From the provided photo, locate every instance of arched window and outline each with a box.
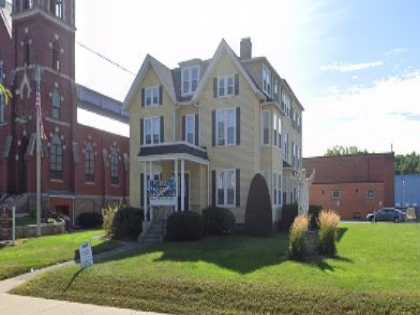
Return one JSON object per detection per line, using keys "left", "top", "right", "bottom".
{"left": 110, "top": 151, "right": 119, "bottom": 185}
{"left": 24, "top": 41, "right": 31, "bottom": 66}
{"left": 50, "top": 135, "right": 63, "bottom": 179}
{"left": 84, "top": 144, "right": 95, "bottom": 182}
{"left": 23, "top": 0, "right": 33, "bottom": 9}
{"left": 51, "top": 88, "right": 61, "bottom": 119}
{"left": 52, "top": 41, "right": 60, "bottom": 72}
{"left": 50, "top": 0, "right": 63, "bottom": 19}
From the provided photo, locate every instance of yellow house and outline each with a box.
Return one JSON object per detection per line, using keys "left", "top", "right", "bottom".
{"left": 123, "top": 38, "right": 303, "bottom": 232}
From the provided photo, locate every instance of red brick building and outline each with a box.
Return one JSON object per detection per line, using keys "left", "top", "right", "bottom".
{"left": 0, "top": 1, "right": 128, "bottom": 221}
{"left": 303, "top": 153, "right": 395, "bottom": 219}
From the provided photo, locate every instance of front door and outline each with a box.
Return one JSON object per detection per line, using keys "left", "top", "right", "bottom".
{"left": 178, "top": 173, "right": 190, "bottom": 211}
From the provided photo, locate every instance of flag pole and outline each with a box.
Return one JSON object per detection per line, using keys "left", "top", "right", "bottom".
{"left": 35, "top": 66, "right": 42, "bottom": 237}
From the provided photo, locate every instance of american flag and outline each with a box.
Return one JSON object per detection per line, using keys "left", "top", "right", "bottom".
{"left": 35, "top": 85, "right": 46, "bottom": 140}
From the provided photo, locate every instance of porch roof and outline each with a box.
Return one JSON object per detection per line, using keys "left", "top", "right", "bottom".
{"left": 138, "top": 142, "right": 209, "bottom": 164}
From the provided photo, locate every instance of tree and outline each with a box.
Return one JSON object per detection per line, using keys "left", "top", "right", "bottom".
{"left": 0, "top": 83, "right": 13, "bottom": 105}
{"left": 325, "top": 145, "right": 369, "bottom": 157}
{"left": 395, "top": 152, "right": 420, "bottom": 175}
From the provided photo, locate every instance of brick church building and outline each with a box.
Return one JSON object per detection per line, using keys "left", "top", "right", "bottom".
{"left": 0, "top": 0, "right": 129, "bottom": 221}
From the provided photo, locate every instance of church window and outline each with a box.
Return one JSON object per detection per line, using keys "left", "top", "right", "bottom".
{"left": 50, "top": 134, "right": 64, "bottom": 179}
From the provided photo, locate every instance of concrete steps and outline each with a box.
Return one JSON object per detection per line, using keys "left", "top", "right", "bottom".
{"left": 138, "top": 220, "right": 166, "bottom": 245}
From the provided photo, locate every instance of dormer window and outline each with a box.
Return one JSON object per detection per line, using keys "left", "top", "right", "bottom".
{"left": 181, "top": 66, "right": 200, "bottom": 96}
{"left": 262, "top": 65, "right": 272, "bottom": 96}
{"left": 144, "top": 86, "right": 160, "bottom": 107}
{"left": 218, "top": 75, "right": 234, "bottom": 97}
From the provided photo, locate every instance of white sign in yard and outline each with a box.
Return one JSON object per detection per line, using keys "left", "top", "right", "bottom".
{"left": 79, "top": 242, "right": 94, "bottom": 268}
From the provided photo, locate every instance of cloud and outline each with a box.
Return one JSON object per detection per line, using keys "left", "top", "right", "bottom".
{"left": 320, "top": 61, "right": 384, "bottom": 72}
{"left": 385, "top": 48, "right": 408, "bottom": 57}
{"left": 304, "top": 70, "right": 420, "bottom": 157}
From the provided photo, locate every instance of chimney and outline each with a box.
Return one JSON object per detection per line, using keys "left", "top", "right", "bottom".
{"left": 240, "top": 37, "right": 252, "bottom": 60}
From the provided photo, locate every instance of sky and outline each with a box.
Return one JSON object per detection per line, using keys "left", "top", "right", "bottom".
{"left": 75, "top": 0, "right": 420, "bottom": 157}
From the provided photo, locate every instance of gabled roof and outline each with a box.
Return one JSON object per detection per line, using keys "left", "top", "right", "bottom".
{"left": 0, "top": 1, "right": 12, "bottom": 38}
{"left": 123, "top": 39, "right": 265, "bottom": 111}
{"left": 124, "top": 54, "right": 177, "bottom": 110}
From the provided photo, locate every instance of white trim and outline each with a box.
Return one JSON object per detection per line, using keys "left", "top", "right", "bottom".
{"left": 217, "top": 74, "right": 235, "bottom": 98}
{"left": 215, "top": 107, "right": 237, "bottom": 147}
{"left": 181, "top": 65, "right": 200, "bottom": 97}
{"left": 12, "top": 9, "right": 76, "bottom": 32}
{"left": 144, "top": 85, "right": 160, "bottom": 107}
{"left": 140, "top": 141, "right": 206, "bottom": 152}
{"left": 143, "top": 116, "right": 161, "bottom": 145}
{"left": 262, "top": 64, "right": 272, "bottom": 97}
{"left": 216, "top": 169, "right": 236, "bottom": 208}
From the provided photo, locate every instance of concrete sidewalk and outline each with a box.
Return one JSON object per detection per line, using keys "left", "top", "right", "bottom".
{"left": 0, "top": 242, "right": 166, "bottom": 315}
{"left": 0, "top": 293, "right": 163, "bottom": 315}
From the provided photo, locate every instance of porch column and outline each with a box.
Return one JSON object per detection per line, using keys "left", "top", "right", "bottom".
{"left": 143, "top": 162, "right": 148, "bottom": 221}
{"left": 174, "top": 159, "right": 179, "bottom": 212}
{"left": 181, "top": 159, "right": 185, "bottom": 212}
{"left": 149, "top": 161, "right": 153, "bottom": 222}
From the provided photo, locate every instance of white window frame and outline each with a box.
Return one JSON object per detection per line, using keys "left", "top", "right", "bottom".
{"left": 332, "top": 191, "right": 341, "bottom": 200}
{"left": 216, "top": 108, "right": 237, "bottom": 147}
{"left": 216, "top": 169, "right": 236, "bottom": 208}
{"left": 181, "top": 65, "right": 200, "bottom": 96}
{"left": 217, "top": 74, "right": 235, "bottom": 97}
{"left": 144, "top": 116, "right": 161, "bottom": 145}
{"left": 278, "top": 174, "right": 282, "bottom": 206}
{"left": 144, "top": 86, "right": 160, "bottom": 107}
{"left": 185, "top": 114, "right": 195, "bottom": 145}
{"left": 368, "top": 190, "right": 375, "bottom": 200}
{"left": 262, "top": 110, "right": 270, "bottom": 145}
{"left": 262, "top": 64, "right": 272, "bottom": 96}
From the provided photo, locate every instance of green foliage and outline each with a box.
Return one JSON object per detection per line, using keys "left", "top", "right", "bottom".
{"left": 288, "top": 215, "right": 309, "bottom": 260}
{"left": 166, "top": 211, "right": 204, "bottom": 241}
{"left": 102, "top": 206, "right": 144, "bottom": 240}
{"left": 279, "top": 203, "right": 299, "bottom": 231}
{"left": 245, "top": 174, "right": 273, "bottom": 236}
{"left": 202, "top": 207, "right": 236, "bottom": 235}
{"left": 395, "top": 152, "right": 420, "bottom": 175}
{"left": 318, "top": 210, "right": 340, "bottom": 257}
{"left": 77, "top": 212, "right": 103, "bottom": 229}
{"left": 308, "top": 205, "right": 323, "bottom": 230}
{"left": 325, "top": 145, "right": 369, "bottom": 156}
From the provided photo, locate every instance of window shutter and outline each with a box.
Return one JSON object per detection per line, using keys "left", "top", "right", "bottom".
{"left": 159, "top": 85, "right": 163, "bottom": 105}
{"left": 212, "top": 110, "right": 216, "bottom": 146}
{"left": 160, "top": 116, "right": 164, "bottom": 143}
{"left": 140, "top": 173, "right": 144, "bottom": 208}
{"left": 182, "top": 115, "right": 186, "bottom": 141}
{"left": 212, "top": 170, "right": 216, "bottom": 207}
{"left": 236, "top": 169, "right": 240, "bottom": 207}
{"left": 140, "top": 119, "right": 144, "bottom": 145}
{"left": 213, "top": 78, "right": 218, "bottom": 98}
{"left": 234, "top": 73, "right": 240, "bottom": 95}
{"left": 195, "top": 113, "right": 199, "bottom": 146}
{"left": 141, "top": 88, "right": 145, "bottom": 107}
{"left": 236, "top": 107, "right": 241, "bottom": 145}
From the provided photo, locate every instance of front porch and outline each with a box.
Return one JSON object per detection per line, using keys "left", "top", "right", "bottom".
{"left": 138, "top": 142, "right": 210, "bottom": 226}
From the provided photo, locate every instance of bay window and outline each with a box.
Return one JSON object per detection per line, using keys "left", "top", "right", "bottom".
{"left": 216, "top": 108, "right": 236, "bottom": 146}
{"left": 262, "top": 65, "right": 272, "bottom": 96}
{"left": 144, "top": 117, "right": 161, "bottom": 145}
{"left": 217, "top": 169, "right": 236, "bottom": 207}
{"left": 262, "top": 111, "right": 270, "bottom": 145}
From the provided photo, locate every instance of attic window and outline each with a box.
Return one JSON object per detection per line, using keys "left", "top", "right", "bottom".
{"left": 181, "top": 66, "right": 200, "bottom": 96}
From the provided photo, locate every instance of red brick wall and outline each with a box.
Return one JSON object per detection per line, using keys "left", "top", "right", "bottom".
{"left": 304, "top": 153, "right": 395, "bottom": 219}
{"left": 310, "top": 182, "right": 385, "bottom": 219}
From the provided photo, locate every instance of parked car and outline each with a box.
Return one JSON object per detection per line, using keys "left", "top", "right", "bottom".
{"left": 366, "top": 208, "right": 407, "bottom": 223}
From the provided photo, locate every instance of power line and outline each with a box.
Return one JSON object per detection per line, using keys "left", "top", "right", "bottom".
{"left": 76, "top": 41, "right": 136, "bottom": 76}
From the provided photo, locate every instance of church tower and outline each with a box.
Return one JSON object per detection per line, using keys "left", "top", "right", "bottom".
{"left": 10, "top": 0, "right": 76, "bottom": 195}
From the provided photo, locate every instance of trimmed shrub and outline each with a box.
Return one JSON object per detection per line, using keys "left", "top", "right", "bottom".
{"left": 102, "top": 206, "right": 144, "bottom": 240}
{"left": 279, "top": 203, "right": 299, "bottom": 231}
{"left": 318, "top": 210, "right": 341, "bottom": 257}
{"left": 113, "top": 207, "right": 144, "bottom": 241}
{"left": 77, "top": 212, "right": 103, "bottom": 229}
{"left": 288, "top": 215, "right": 309, "bottom": 260}
{"left": 166, "top": 211, "right": 204, "bottom": 241}
{"left": 308, "top": 205, "right": 323, "bottom": 230}
{"left": 245, "top": 174, "right": 273, "bottom": 237}
{"left": 202, "top": 207, "right": 236, "bottom": 235}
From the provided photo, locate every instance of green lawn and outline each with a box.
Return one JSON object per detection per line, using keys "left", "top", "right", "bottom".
{"left": 13, "top": 224, "right": 420, "bottom": 314}
{"left": 0, "top": 230, "right": 116, "bottom": 280}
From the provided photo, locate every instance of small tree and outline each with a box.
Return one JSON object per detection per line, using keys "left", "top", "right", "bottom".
{"left": 245, "top": 174, "right": 273, "bottom": 236}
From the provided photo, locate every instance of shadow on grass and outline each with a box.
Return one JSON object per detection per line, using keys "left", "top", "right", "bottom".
{"left": 64, "top": 268, "right": 85, "bottom": 292}
{"left": 336, "top": 227, "right": 348, "bottom": 242}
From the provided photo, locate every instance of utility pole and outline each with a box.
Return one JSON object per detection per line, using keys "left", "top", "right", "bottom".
{"left": 34, "top": 66, "right": 42, "bottom": 237}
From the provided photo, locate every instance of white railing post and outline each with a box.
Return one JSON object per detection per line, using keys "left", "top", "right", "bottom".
{"left": 175, "top": 159, "right": 179, "bottom": 212}
{"left": 181, "top": 159, "right": 185, "bottom": 212}
{"left": 149, "top": 161, "right": 153, "bottom": 222}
